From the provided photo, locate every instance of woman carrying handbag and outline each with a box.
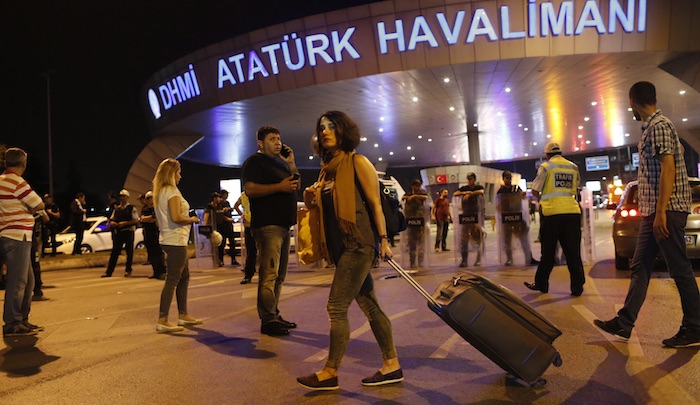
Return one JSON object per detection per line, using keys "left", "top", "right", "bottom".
{"left": 296, "top": 111, "right": 403, "bottom": 391}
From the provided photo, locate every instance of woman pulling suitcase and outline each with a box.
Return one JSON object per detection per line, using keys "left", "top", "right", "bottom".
{"left": 296, "top": 111, "right": 403, "bottom": 391}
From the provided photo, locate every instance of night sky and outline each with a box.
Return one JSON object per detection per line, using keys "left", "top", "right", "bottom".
{"left": 1, "top": 0, "right": 382, "bottom": 221}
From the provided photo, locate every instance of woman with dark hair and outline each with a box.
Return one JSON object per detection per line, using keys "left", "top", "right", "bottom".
{"left": 296, "top": 111, "right": 402, "bottom": 391}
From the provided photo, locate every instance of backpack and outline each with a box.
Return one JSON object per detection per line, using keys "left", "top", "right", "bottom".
{"left": 379, "top": 182, "right": 407, "bottom": 238}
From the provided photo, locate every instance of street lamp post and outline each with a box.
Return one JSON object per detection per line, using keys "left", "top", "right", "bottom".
{"left": 42, "top": 70, "right": 55, "bottom": 197}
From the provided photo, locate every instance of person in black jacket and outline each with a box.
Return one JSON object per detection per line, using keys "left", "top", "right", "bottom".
{"left": 42, "top": 194, "right": 61, "bottom": 257}
{"left": 70, "top": 193, "right": 87, "bottom": 255}
{"left": 141, "top": 191, "right": 166, "bottom": 279}
{"left": 101, "top": 189, "right": 139, "bottom": 277}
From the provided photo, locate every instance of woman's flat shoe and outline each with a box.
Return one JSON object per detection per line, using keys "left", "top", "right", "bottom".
{"left": 361, "top": 369, "right": 404, "bottom": 386}
{"left": 156, "top": 323, "right": 184, "bottom": 332}
{"left": 296, "top": 374, "right": 339, "bottom": 391}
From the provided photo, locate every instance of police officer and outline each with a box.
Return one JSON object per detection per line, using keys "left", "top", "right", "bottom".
{"left": 496, "top": 171, "right": 538, "bottom": 266}
{"left": 401, "top": 178, "right": 428, "bottom": 268}
{"left": 524, "top": 143, "right": 585, "bottom": 296}
{"left": 101, "top": 189, "right": 140, "bottom": 277}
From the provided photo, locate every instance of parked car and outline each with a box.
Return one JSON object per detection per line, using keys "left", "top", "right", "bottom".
{"left": 612, "top": 178, "right": 700, "bottom": 269}
{"left": 45, "top": 216, "right": 145, "bottom": 255}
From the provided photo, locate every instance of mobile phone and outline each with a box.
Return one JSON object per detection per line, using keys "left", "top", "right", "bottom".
{"left": 280, "top": 145, "right": 291, "bottom": 158}
{"left": 292, "top": 173, "right": 300, "bottom": 180}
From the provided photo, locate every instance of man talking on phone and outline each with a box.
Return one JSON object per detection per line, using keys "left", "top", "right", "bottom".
{"left": 241, "top": 126, "right": 300, "bottom": 336}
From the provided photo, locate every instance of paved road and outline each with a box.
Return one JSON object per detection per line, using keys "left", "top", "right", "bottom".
{"left": 1, "top": 215, "right": 699, "bottom": 404}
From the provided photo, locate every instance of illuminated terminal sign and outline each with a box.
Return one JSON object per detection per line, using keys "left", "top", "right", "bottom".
{"left": 147, "top": 0, "right": 649, "bottom": 119}
{"left": 585, "top": 155, "right": 611, "bottom": 171}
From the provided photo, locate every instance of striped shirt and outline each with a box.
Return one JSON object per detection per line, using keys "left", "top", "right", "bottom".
{"left": 637, "top": 110, "right": 691, "bottom": 216}
{"left": 0, "top": 169, "right": 43, "bottom": 241}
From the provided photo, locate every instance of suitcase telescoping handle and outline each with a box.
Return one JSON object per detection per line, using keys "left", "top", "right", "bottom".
{"left": 386, "top": 258, "right": 442, "bottom": 310}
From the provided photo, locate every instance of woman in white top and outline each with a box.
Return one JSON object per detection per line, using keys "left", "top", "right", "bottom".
{"left": 152, "top": 158, "right": 202, "bottom": 332}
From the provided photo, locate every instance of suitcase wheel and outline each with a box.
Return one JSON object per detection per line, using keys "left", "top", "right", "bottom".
{"left": 552, "top": 352, "right": 563, "bottom": 367}
{"left": 506, "top": 374, "right": 547, "bottom": 388}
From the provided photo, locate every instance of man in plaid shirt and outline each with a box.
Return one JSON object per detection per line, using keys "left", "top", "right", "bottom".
{"left": 595, "top": 81, "right": 700, "bottom": 348}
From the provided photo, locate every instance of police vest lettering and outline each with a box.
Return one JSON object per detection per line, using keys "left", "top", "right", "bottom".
{"left": 554, "top": 173, "right": 574, "bottom": 188}
{"left": 459, "top": 214, "right": 478, "bottom": 224}
{"left": 502, "top": 212, "right": 523, "bottom": 223}
{"left": 407, "top": 217, "right": 425, "bottom": 227}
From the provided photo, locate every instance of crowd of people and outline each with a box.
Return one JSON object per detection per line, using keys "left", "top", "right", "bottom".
{"left": 1, "top": 81, "right": 698, "bottom": 392}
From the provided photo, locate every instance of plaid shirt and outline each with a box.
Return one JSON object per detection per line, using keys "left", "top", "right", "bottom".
{"left": 637, "top": 110, "right": 690, "bottom": 216}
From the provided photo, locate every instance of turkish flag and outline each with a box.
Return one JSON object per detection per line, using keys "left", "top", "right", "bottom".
{"left": 436, "top": 174, "right": 447, "bottom": 184}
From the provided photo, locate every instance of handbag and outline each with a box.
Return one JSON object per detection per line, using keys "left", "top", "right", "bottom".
{"left": 297, "top": 207, "right": 323, "bottom": 265}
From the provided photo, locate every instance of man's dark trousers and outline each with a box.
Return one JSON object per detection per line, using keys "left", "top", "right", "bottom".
{"left": 105, "top": 230, "right": 135, "bottom": 275}
{"left": 534, "top": 213, "right": 585, "bottom": 293}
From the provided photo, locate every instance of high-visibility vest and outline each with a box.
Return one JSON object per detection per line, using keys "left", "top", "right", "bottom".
{"left": 539, "top": 155, "right": 581, "bottom": 216}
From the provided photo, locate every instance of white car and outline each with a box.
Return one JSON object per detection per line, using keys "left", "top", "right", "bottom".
{"left": 46, "top": 216, "right": 145, "bottom": 255}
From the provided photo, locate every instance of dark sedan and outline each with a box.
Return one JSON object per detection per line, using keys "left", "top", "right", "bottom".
{"left": 613, "top": 178, "right": 700, "bottom": 270}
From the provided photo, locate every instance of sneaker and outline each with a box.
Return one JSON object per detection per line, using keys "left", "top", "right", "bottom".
{"left": 231, "top": 260, "right": 240, "bottom": 266}
{"left": 24, "top": 321, "right": 45, "bottom": 332}
{"left": 361, "top": 369, "right": 404, "bottom": 386}
{"left": 261, "top": 321, "right": 289, "bottom": 336}
{"left": 474, "top": 260, "right": 481, "bottom": 266}
{"left": 32, "top": 294, "right": 49, "bottom": 301}
{"left": 434, "top": 248, "right": 440, "bottom": 253}
{"left": 240, "top": 277, "right": 252, "bottom": 284}
{"left": 124, "top": 272, "right": 132, "bottom": 277}
{"left": 594, "top": 317, "right": 631, "bottom": 341}
{"left": 504, "top": 260, "right": 513, "bottom": 266}
{"left": 3, "top": 323, "right": 38, "bottom": 337}
{"left": 297, "top": 373, "right": 339, "bottom": 391}
{"left": 662, "top": 327, "right": 700, "bottom": 348}
{"left": 101, "top": 273, "right": 111, "bottom": 278}
{"left": 442, "top": 248, "right": 450, "bottom": 252}
{"left": 530, "top": 258, "right": 541, "bottom": 266}
{"left": 458, "top": 261, "right": 467, "bottom": 268}
{"left": 177, "top": 316, "right": 203, "bottom": 326}
{"left": 156, "top": 322, "right": 184, "bottom": 333}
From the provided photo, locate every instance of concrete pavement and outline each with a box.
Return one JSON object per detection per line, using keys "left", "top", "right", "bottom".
{"left": 1, "top": 214, "right": 699, "bottom": 404}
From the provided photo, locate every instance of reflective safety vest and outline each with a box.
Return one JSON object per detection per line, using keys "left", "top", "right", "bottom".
{"left": 539, "top": 155, "right": 581, "bottom": 216}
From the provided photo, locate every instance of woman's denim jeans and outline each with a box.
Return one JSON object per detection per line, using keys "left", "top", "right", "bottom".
{"left": 326, "top": 244, "right": 397, "bottom": 369}
{"left": 159, "top": 245, "right": 190, "bottom": 319}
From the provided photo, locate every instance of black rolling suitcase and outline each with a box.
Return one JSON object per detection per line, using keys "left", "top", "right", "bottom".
{"left": 387, "top": 258, "right": 562, "bottom": 386}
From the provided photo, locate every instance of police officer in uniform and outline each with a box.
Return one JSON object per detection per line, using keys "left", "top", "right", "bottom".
{"left": 401, "top": 178, "right": 428, "bottom": 268}
{"left": 524, "top": 143, "right": 585, "bottom": 296}
{"left": 496, "top": 171, "right": 538, "bottom": 266}
{"left": 101, "top": 189, "right": 140, "bottom": 277}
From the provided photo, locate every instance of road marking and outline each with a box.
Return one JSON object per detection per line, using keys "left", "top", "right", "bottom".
{"left": 572, "top": 304, "right": 643, "bottom": 357}
{"left": 429, "top": 333, "right": 467, "bottom": 358}
{"left": 304, "top": 309, "right": 416, "bottom": 363}
{"left": 583, "top": 277, "right": 604, "bottom": 303}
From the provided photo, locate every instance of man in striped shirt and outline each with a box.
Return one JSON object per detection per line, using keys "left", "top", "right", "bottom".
{"left": 0, "top": 147, "right": 45, "bottom": 337}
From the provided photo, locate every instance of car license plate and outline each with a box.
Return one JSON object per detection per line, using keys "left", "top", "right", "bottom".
{"left": 685, "top": 235, "right": 696, "bottom": 246}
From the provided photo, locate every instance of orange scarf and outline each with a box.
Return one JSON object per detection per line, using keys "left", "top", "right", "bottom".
{"left": 315, "top": 151, "right": 362, "bottom": 258}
